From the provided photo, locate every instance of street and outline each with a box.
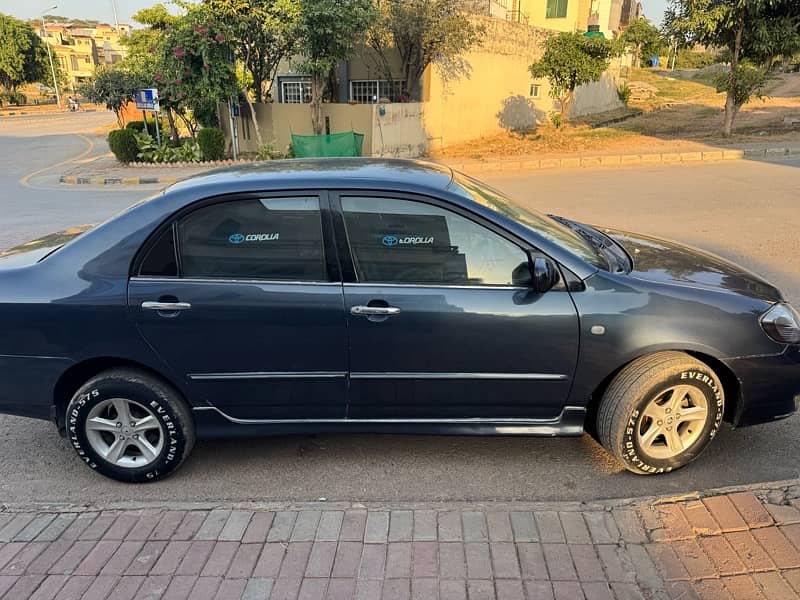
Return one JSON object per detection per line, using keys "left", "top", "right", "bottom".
{"left": 1, "top": 113, "right": 799, "bottom": 505}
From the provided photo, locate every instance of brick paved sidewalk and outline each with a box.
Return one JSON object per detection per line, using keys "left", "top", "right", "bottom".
{"left": 0, "top": 485, "right": 800, "bottom": 600}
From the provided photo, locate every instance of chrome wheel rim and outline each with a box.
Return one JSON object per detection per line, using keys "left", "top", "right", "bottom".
{"left": 85, "top": 399, "right": 164, "bottom": 468}
{"left": 636, "top": 385, "right": 709, "bottom": 460}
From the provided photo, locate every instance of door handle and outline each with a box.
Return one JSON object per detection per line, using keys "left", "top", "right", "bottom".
{"left": 351, "top": 305, "right": 401, "bottom": 316}
{"left": 142, "top": 301, "right": 192, "bottom": 311}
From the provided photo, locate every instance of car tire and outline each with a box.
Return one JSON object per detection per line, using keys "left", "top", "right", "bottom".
{"left": 66, "top": 368, "right": 195, "bottom": 483}
{"left": 597, "top": 352, "right": 724, "bottom": 475}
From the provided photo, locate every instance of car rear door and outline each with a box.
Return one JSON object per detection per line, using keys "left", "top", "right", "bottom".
{"left": 333, "top": 192, "right": 580, "bottom": 421}
{"left": 128, "top": 192, "right": 348, "bottom": 421}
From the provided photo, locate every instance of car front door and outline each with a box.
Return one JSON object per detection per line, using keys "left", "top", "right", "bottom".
{"left": 335, "top": 193, "right": 580, "bottom": 421}
{"left": 128, "top": 192, "right": 348, "bottom": 421}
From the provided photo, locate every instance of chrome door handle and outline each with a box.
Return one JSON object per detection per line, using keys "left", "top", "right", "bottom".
{"left": 142, "top": 301, "right": 192, "bottom": 311}
{"left": 351, "top": 305, "right": 401, "bottom": 316}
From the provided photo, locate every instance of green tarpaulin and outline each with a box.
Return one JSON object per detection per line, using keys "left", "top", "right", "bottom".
{"left": 291, "top": 131, "right": 365, "bottom": 158}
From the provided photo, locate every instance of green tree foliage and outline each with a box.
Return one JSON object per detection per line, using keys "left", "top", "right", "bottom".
{"left": 665, "top": 0, "right": 800, "bottom": 136}
{"left": 366, "top": 0, "right": 483, "bottom": 101}
{"left": 295, "top": 0, "right": 377, "bottom": 133}
{"left": 78, "top": 67, "right": 141, "bottom": 127}
{"left": 197, "top": 126, "right": 227, "bottom": 160}
{"left": 619, "top": 17, "right": 666, "bottom": 67}
{"left": 529, "top": 32, "right": 614, "bottom": 123}
{"left": 0, "top": 13, "right": 50, "bottom": 95}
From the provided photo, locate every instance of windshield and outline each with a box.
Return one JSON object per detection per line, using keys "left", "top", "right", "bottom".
{"left": 450, "top": 174, "right": 607, "bottom": 270}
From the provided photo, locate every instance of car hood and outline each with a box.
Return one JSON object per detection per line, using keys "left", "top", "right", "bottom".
{"left": 603, "top": 228, "right": 784, "bottom": 302}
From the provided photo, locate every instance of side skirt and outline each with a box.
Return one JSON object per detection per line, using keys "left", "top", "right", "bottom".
{"left": 191, "top": 406, "right": 587, "bottom": 439}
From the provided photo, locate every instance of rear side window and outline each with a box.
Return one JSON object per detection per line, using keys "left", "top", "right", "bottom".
{"left": 176, "top": 197, "right": 326, "bottom": 281}
{"left": 139, "top": 225, "right": 178, "bottom": 277}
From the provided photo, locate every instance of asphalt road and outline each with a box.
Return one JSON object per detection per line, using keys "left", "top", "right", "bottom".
{"left": 0, "top": 113, "right": 799, "bottom": 505}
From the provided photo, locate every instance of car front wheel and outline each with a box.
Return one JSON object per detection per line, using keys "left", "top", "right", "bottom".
{"left": 66, "top": 368, "right": 195, "bottom": 483}
{"left": 597, "top": 352, "right": 724, "bottom": 475}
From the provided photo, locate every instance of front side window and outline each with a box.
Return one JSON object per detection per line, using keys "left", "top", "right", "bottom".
{"left": 175, "top": 197, "right": 326, "bottom": 281}
{"left": 546, "top": 0, "right": 569, "bottom": 18}
{"left": 341, "top": 196, "right": 529, "bottom": 286}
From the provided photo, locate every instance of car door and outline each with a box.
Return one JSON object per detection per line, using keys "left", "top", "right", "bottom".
{"left": 128, "top": 192, "right": 348, "bottom": 421}
{"left": 334, "top": 192, "right": 580, "bottom": 421}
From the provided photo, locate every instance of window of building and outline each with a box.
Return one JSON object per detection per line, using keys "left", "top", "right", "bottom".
{"left": 341, "top": 196, "right": 528, "bottom": 286}
{"left": 280, "top": 79, "right": 312, "bottom": 103}
{"left": 546, "top": 0, "right": 569, "bottom": 18}
{"left": 70, "top": 56, "right": 79, "bottom": 70}
{"left": 349, "top": 80, "right": 406, "bottom": 104}
{"left": 176, "top": 197, "right": 327, "bottom": 281}
{"left": 529, "top": 84, "right": 541, "bottom": 98}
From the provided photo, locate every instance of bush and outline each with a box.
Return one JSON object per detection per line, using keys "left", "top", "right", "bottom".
{"left": 125, "top": 119, "right": 167, "bottom": 133}
{"left": 107, "top": 128, "right": 139, "bottom": 163}
{"left": 674, "top": 49, "right": 719, "bottom": 70}
{"left": 617, "top": 83, "right": 632, "bottom": 105}
{"left": 197, "top": 127, "right": 226, "bottom": 161}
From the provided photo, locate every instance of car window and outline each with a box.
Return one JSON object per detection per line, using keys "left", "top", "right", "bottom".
{"left": 139, "top": 226, "right": 178, "bottom": 277}
{"left": 176, "top": 196, "right": 327, "bottom": 281}
{"left": 341, "top": 196, "right": 528, "bottom": 286}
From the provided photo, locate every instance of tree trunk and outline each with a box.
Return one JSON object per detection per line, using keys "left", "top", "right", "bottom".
{"left": 165, "top": 109, "right": 180, "bottom": 145}
{"left": 243, "top": 93, "right": 264, "bottom": 147}
{"left": 310, "top": 72, "right": 325, "bottom": 135}
{"left": 723, "top": 16, "right": 745, "bottom": 137}
{"left": 723, "top": 93, "right": 736, "bottom": 137}
{"left": 560, "top": 90, "right": 575, "bottom": 123}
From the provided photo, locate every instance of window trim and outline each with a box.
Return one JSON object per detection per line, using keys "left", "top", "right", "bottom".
{"left": 130, "top": 190, "right": 341, "bottom": 284}
{"left": 330, "top": 190, "right": 539, "bottom": 288}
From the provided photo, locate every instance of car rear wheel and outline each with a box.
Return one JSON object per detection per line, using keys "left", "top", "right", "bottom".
{"left": 66, "top": 368, "right": 195, "bottom": 483}
{"left": 597, "top": 352, "right": 724, "bottom": 475}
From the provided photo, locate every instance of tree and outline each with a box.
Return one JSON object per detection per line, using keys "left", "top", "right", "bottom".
{"left": 0, "top": 13, "right": 50, "bottom": 96}
{"left": 529, "top": 32, "right": 614, "bottom": 123}
{"left": 619, "top": 17, "right": 666, "bottom": 67}
{"left": 78, "top": 66, "right": 141, "bottom": 127}
{"left": 665, "top": 0, "right": 800, "bottom": 136}
{"left": 366, "top": 0, "right": 483, "bottom": 101}
{"left": 295, "top": 0, "right": 377, "bottom": 134}
{"left": 201, "top": 0, "right": 301, "bottom": 145}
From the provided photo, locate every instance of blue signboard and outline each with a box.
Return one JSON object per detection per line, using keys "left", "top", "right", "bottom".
{"left": 135, "top": 88, "right": 159, "bottom": 111}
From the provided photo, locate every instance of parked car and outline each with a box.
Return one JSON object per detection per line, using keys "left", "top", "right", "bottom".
{"left": 1, "top": 159, "right": 798, "bottom": 482}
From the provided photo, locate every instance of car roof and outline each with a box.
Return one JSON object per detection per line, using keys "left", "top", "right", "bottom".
{"left": 166, "top": 158, "right": 456, "bottom": 196}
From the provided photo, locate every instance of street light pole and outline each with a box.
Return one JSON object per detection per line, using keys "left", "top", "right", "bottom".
{"left": 111, "top": 0, "right": 120, "bottom": 32}
{"left": 42, "top": 6, "right": 61, "bottom": 109}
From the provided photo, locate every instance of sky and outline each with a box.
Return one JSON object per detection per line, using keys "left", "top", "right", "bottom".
{"left": 0, "top": 0, "right": 670, "bottom": 27}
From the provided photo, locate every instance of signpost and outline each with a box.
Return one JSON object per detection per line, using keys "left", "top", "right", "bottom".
{"left": 135, "top": 88, "right": 161, "bottom": 146}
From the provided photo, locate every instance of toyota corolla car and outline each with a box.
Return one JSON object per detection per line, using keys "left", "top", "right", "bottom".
{"left": 1, "top": 159, "right": 798, "bottom": 482}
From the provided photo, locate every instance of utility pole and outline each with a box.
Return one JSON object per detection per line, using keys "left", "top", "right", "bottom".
{"left": 111, "top": 0, "right": 120, "bottom": 31}
{"left": 42, "top": 6, "right": 61, "bottom": 110}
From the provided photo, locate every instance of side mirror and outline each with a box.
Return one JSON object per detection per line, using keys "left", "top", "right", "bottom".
{"left": 532, "top": 256, "right": 559, "bottom": 293}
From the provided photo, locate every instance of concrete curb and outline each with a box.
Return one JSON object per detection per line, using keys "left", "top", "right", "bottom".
{"left": 59, "top": 175, "right": 178, "bottom": 186}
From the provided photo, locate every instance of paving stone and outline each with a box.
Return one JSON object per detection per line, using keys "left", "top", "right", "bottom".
{"left": 59, "top": 514, "right": 97, "bottom": 542}
{"left": 365, "top": 512, "right": 389, "bottom": 544}
{"left": 298, "top": 577, "right": 328, "bottom": 600}
{"left": 2, "top": 574, "right": 46, "bottom": 599}
{"left": 523, "top": 581, "right": 554, "bottom": 600}
{"left": 49, "top": 541, "right": 97, "bottom": 575}
{"left": 340, "top": 511, "right": 367, "bottom": 542}
{"left": 462, "top": 513, "right": 488, "bottom": 542}
{"left": 149, "top": 541, "right": 191, "bottom": 576}
{"left": 692, "top": 578, "right": 727, "bottom": 600}
{"left": 510, "top": 512, "right": 538, "bottom": 543}
{"left": 102, "top": 514, "right": 139, "bottom": 541}
{"left": 52, "top": 574, "right": 94, "bottom": 599}
{"left": 681, "top": 501, "right": 722, "bottom": 536}
{"left": 27, "top": 539, "right": 74, "bottom": 574}
{"left": 411, "top": 577, "right": 438, "bottom": 600}
{"left": 125, "top": 540, "right": 167, "bottom": 576}
{"left": 583, "top": 513, "right": 619, "bottom": 545}
{"left": 438, "top": 543, "right": 466, "bottom": 579}
{"left": 608, "top": 582, "right": 645, "bottom": 600}
{"left": 753, "top": 572, "right": 800, "bottom": 600}
{"left": 383, "top": 578, "right": 411, "bottom": 600}
{"left": 150, "top": 511, "right": 187, "bottom": 541}
{"left": 568, "top": 545, "right": 604, "bottom": 582}
{"left": 753, "top": 527, "right": 800, "bottom": 569}
{"left": 536, "top": 512, "right": 565, "bottom": 543}
{"left": 698, "top": 536, "right": 747, "bottom": 576}
{"left": 464, "top": 543, "right": 492, "bottom": 579}
{"left": 14, "top": 515, "right": 56, "bottom": 542}
{"left": 543, "top": 544, "right": 577, "bottom": 581}
{"left": 0, "top": 515, "right": 35, "bottom": 542}
{"left": 439, "top": 579, "right": 467, "bottom": 600}
{"left": 35, "top": 514, "right": 77, "bottom": 543}
{"left": 413, "top": 511, "right": 437, "bottom": 542}
{"left": 219, "top": 510, "right": 253, "bottom": 542}
{"left": 74, "top": 540, "right": 121, "bottom": 575}
{"left": 316, "top": 512, "right": 343, "bottom": 542}
{"left": 0, "top": 542, "right": 26, "bottom": 571}
{"left": 764, "top": 504, "right": 800, "bottom": 526}
{"left": 1, "top": 541, "right": 47, "bottom": 575}
{"left": 126, "top": 514, "right": 161, "bottom": 541}
{"left": 438, "top": 512, "right": 463, "bottom": 542}
{"left": 332, "top": 541, "right": 363, "bottom": 578}
{"left": 80, "top": 574, "right": 119, "bottom": 600}
{"left": 672, "top": 539, "right": 717, "bottom": 580}
{"left": 278, "top": 541, "right": 313, "bottom": 579}
{"left": 646, "top": 543, "right": 689, "bottom": 581}
{"left": 389, "top": 511, "right": 414, "bottom": 542}
{"left": 413, "top": 542, "right": 438, "bottom": 578}
{"left": 386, "top": 543, "right": 412, "bottom": 578}
{"left": 560, "top": 513, "right": 591, "bottom": 544}
{"left": 495, "top": 579, "right": 525, "bottom": 600}
{"left": 292, "top": 511, "right": 322, "bottom": 542}
{"left": 326, "top": 578, "right": 355, "bottom": 600}
{"left": 664, "top": 581, "right": 700, "bottom": 600}
{"left": 188, "top": 576, "right": 223, "bottom": 600}
{"left": 226, "top": 543, "right": 261, "bottom": 579}
{"left": 721, "top": 575, "right": 766, "bottom": 600}
{"left": 467, "top": 579, "right": 494, "bottom": 599}
{"left": 358, "top": 542, "right": 386, "bottom": 580}
{"left": 652, "top": 505, "right": 694, "bottom": 542}
{"left": 252, "top": 542, "right": 286, "bottom": 578}
{"left": 161, "top": 574, "right": 197, "bottom": 600}
{"left": 100, "top": 541, "right": 146, "bottom": 575}
{"left": 175, "top": 540, "right": 215, "bottom": 576}
{"left": 195, "top": 510, "right": 232, "bottom": 541}
{"left": 724, "top": 531, "right": 776, "bottom": 572}
{"left": 490, "top": 542, "right": 520, "bottom": 579}
{"left": 728, "top": 493, "right": 773, "bottom": 529}
{"left": 213, "top": 577, "right": 247, "bottom": 600}
{"left": 486, "top": 513, "right": 513, "bottom": 543}
{"left": 0, "top": 575, "right": 17, "bottom": 598}
{"left": 611, "top": 510, "right": 647, "bottom": 545}
{"left": 581, "top": 582, "right": 614, "bottom": 600}
{"left": 702, "top": 497, "right": 748, "bottom": 533}
{"left": 625, "top": 544, "right": 663, "bottom": 594}
{"left": 78, "top": 514, "right": 116, "bottom": 541}
{"left": 242, "top": 512, "right": 275, "bottom": 544}
{"left": 595, "top": 544, "right": 635, "bottom": 583}
{"left": 355, "top": 579, "right": 382, "bottom": 600}
{"left": 108, "top": 575, "right": 146, "bottom": 600}
{"left": 304, "top": 541, "right": 337, "bottom": 578}
{"left": 28, "top": 573, "right": 67, "bottom": 600}
{"left": 552, "top": 581, "right": 585, "bottom": 600}
{"left": 518, "top": 543, "right": 548, "bottom": 580}
{"left": 172, "top": 512, "right": 207, "bottom": 541}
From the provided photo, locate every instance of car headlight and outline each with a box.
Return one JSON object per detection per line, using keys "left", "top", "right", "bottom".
{"left": 761, "top": 303, "right": 800, "bottom": 345}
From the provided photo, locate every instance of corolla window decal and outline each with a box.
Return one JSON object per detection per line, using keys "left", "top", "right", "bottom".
{"left": 381, "top": 234, "right": 434, "bottom": 247}
{"left": 382, "top": 235, "right": 399, "bottom": 247}
{"left": 228, "top": 233, "right": 280, "bottom": 244}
